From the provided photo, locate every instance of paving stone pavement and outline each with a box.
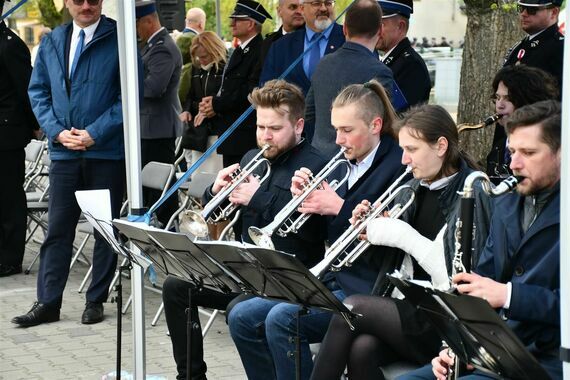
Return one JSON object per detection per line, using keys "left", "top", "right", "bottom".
{"left": 0, "top": 236, "right": 247, "bottom": 380}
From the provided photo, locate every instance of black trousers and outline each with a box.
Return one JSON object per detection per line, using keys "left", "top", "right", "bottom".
{"left": 0, "top": 149, "right": 26, "bottom": 266}
{"left": 162, "top": 276, "right": 239, "bottom": 380}
{"left": 141, "top": 138, "right": 178, "bottom": 227}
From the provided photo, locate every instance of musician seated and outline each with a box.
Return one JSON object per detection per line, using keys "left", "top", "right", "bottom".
{"left": 400, "top": 100, "right": 562, "bottom": 380}
{"left": 485, "top": 65, "right": 558, "bottom": 182}
{"left": 310, "top": 104, "right": 494, "bottom": 380}
{"left": 227, "top": 80, "right": 405, "bottom": 380}
{"left": 162, "top": 79, "right": 328, "bottom": 380}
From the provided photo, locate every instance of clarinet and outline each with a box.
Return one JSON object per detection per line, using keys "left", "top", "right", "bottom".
{"left": 447, "top": 172, "right": 520, "bottom": 379}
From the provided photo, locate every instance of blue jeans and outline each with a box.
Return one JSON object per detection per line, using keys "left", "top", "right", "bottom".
{"left": 228, "top": 290, "right": 346, "bottom": 380}
{"left": 37, "top": 159, "right": 125, "bottom": 308}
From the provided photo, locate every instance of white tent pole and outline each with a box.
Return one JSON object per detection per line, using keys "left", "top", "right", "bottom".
{"left": 560, "top": 17, "right": 569, "bottom": 380}
{"left": 116, "top": 0, "right": 146, "bottom": 378}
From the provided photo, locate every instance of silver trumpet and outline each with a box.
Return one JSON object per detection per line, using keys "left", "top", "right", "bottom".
{"left": 248, "top": 147, "right": 351, "bottom": 249}
{"left": 180, "top": 145, "right": 272, "bottom": 239}
{"left": 310, "top": 166, "right": 414, "bottom": 279}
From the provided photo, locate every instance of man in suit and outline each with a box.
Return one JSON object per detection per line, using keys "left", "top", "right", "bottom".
{"left": 198, "top": 0, "right": 272, "bottom": 167}
{"left": 228, "top": 80, "right": 404, "bottom": 380}
{"left": 377, "top": 0, "right": 431, "bottom": 109}
{"left": 307, "top": 0, "right": 395, "bottom": 157}
{"left": 136, "top": 0, "right": 182, "bottom": 226}
{"left": 13, "top": 0, "right": 125, "bottom": 326}
{"left": 0, "top": 0, "right": 40, "bottom": 277}
{"left": 402, "top": 100, "right": 562, "bottom": 380}
{"left": 259, "top": 0, "right": 345, "bottom": 95}
{"left": 503, "top": 0, "right": 564, "bottom": 89}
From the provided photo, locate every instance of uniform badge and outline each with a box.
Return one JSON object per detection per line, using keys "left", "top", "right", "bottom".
{"left": 243, "top": 46, "right": 249, "bottom": 54}
{"left": 530, "top": 39, "right": 539, "bottom": 48}
{"left": 516, "top": 49, "right": 525, "bottom": 64}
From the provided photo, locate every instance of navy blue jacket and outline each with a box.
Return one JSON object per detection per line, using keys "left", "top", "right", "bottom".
{"left": 28, "top": 16, "right": 124, "bottom": 160}
{"left": 476, "top": 187, "right": 560, "bottom": 357}
{"left": 328, "top": 135, "right": 406, "bottom": 295}
{"left": 259, "top": 24, "right": 345, "bottom": 95}
{"left": 205, "top": 140, "right": 328, "bottom": 267}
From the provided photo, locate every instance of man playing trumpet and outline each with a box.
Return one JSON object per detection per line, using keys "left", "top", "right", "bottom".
{"left": 161, "top": 79, "right": 328, "bottom": 380}
{"left": 228, "top": 80, "right": 405, "bottom": 380}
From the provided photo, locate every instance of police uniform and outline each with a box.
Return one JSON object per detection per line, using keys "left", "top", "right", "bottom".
{"left": 503, "top": 1, "right": 564, "bottom": 87}
{"left": 378, "top": 0, "right": 431, "bottom": 109}
{"left": 0, "top": 17, "right": 39, "bottom": 276}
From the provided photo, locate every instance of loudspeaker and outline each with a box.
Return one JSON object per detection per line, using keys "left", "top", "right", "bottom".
{"left": 155, "top": 0, "right": 185, "bottom": 32}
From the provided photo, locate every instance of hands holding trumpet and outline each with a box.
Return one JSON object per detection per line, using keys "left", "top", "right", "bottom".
{"left": 290, "top": 167, "right": 344, "bottom": 216}
{"left": 212, "top": 163, "right": 260, "bottom": 207}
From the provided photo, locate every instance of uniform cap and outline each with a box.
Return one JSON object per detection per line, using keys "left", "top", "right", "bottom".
{"left": 230, "top": 0, "right": 272, "bottom": 24}
{"left": 378, "top": 0, "right": 413, "bottom": 18}
{"left": 135, "top": 0, "right": 157, "bottom": 19}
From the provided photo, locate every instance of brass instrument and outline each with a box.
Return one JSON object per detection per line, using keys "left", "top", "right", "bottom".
{"left": 179, "top": 145, "right": 272, "bottom": 239}
{"left": 248, "top": 147, "right": 351, "bottom": 249}
{"left": 310, "top": 166, "right": 414, "bottom": 279}
{"left": 446, "top": 171, "right": 520, "bottom": 379}
{"left": 457, "top": 114, "right": 502, "bottom": 133}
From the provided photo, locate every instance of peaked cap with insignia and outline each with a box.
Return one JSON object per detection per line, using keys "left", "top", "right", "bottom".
{"left": 230, "top": 0, "right": 272, "bottom": 24}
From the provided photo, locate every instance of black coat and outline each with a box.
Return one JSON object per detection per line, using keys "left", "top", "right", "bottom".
{"left": 0, "top": 21, "right": 39, "bottom": 150}
{"left": 503, "top": 24, "right": 564, "bottom": 89}
{"left": 211, "top": 34, "right": 263, "bottom": 156}
{"left": 383, "top": 37, "right": 431, "bottom": 109}
{"left": 252, "top": 27, "right": 285, "bottom": 82}
{"left": 205, "top": 139, "right": 328, "bottom": 267}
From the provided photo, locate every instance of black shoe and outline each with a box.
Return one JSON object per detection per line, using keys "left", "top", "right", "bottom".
{"left": 0, "top": 264, "right": 22, "bottom": 277}
{"left": 12, "top": 302, "right": 60, "bottom": 327}
{"left": 81, "top": 302, "right": 104, "bottom": 324}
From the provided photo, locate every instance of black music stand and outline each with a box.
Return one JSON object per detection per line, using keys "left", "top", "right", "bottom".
{"left": 388, "top": 276, "right": 550, "bottom": 380}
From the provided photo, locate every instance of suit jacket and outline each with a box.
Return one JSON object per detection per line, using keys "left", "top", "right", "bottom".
{"left": 0, "top": 21, "right": 39, "bottom": 150}
{"left": 252, "top": 27, "right": 285, "bottom": 82}
{"left": 476, "top": 187, "right": 560, "bottom": 356}
{"left": 259, "top": 24, "right": 345, "bottom": 95}
{"left": 307, "top": 41, "right": 395, "bottom": 157}
{"left": 140, "top": 28, "right": 183, "bottom": 139}
{"left": 503, "top": 24, "right": 564, "bottom": 89}
{"left": 211, "top": 33, "right": 263, "bottom": 156}
{"left": 383, "top": 37, "right": 431, "bottom": 110}
{"left": 328, "top": 136, "right": 406, "bottom": 296}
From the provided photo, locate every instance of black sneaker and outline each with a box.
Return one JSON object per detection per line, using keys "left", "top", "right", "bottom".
{"left": 81, "top": 302, "right": 104, "bottom": 324}
{"left": 12, "top": 302, "right": 60, "bottom": 327}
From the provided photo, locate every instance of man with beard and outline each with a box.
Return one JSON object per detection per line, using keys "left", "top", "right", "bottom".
{"left": 259, "top": 0, "right": 345, "bottom": 96}
{"left": 400, "top": 100, "right": 563, "bottom": 380}
{"left": 161, "top": 80, "right": 327, "bottom": 380}
{"left": 503, "top": 0, "right": 564, "bottom": 89}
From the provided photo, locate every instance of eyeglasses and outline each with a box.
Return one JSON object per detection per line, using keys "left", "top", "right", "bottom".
{"left": 517, "top": 4, "right": 553, "bottom": 15}
{"left": 72, "top": 0, "right": 100, "bottom": 5}
{"left": 305, "top": 1, "right": 335, "bottom": 9}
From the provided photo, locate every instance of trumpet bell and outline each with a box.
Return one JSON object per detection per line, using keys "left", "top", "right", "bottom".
{"left": 179, "top": 210, "right": 209, "bottom": 238}
{"left": 248, "top": 226, "right": 275, "bottom": 249}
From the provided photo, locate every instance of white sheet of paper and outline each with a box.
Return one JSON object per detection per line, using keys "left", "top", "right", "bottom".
{"left": 75, "top": 189, "right": 114, "bottom": 238}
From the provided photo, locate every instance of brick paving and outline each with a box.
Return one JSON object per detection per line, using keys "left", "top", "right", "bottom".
{"left": 0, "top": 235, "right": 247, "bottom": 380}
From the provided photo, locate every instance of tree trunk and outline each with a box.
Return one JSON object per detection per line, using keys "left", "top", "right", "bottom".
{"left": 457, "top": 1, "right": 521, "bottom": 165}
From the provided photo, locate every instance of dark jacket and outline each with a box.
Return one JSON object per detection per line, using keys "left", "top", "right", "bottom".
{"left": 252, "top": 27, "right": 286, "bottom": 83}
{"left": 140, "top": 28, "right": 183, "bottom": 139}
{"left": 28, "top": 15, "right": 124, "bottom": 160}
{"left": 485, "top": 122, "right": 512, "bottom": 182}
{"left": 371, "top": 160, "right": 495, "bottom": 296}
{"left": 383, "top": 37, "right": 431, "bottom": 110}
{"left": 259, "top": 24, "right": 345, "bottom": 95}
{"left": 205, "top": 139, "right": 328, "bottom": 267}
{"left": 0, "top": 21, "right": 39, "bottom": 150}
{"left": 180, "top": 63, "right": 224, "bottom": 150}
{"left": 307, "top": 41, "right": 395, "bottom": 157}
{"left": 327, "top": 136, "right": 406, "bottom": 296}
{"left": 476, "top": 186, "right": 560, "bottom": 358}
{"left": 211, "top": 34, "right": 263, "bottom": 156}
{"left": 503, "top": 24, "right": 564, "bottom": 89}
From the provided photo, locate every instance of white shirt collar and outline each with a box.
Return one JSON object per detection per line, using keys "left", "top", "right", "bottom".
{"left": 72, "top": 18, "right": 100, "bottom": 45}
{"left": 381, "top": 45, "right": 397, "bottom": 61}
{"left": 347, "top": 141, "right": 380, "bottom": 188}
{"left": 148, "top": 26, "right": 165, "bottom": 44}
{"left": 239, "top": 34, "right": 256, "bottom": 49}
{"left": 419, "top": 172, "right": 458, "bottom": 191}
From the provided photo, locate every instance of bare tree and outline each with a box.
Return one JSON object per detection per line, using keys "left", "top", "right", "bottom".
{"left": 457, "top": 0, "right": 522, "bottom": 164}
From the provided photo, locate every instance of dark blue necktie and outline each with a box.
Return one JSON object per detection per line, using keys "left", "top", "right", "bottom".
{"left": 306, "top": 33, "right": 322, "bottom": 79}
{"left": 70, "top": 29, "right": 85, "bottom": 79}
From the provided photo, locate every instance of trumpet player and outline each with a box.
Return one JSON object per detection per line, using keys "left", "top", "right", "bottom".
{"left": 401, "top": 101, "right": 562, "bottom": 380}
{"left": 228, "top": 80, "right": 405, "bottom": 380}
{"left": 485, "top": 65, "right": 558, "bottom": 182}
{"left": 311, "top": 104, "right": 495, "bottom": 380}
{"left": 159, "top": 79, "right": 328, "bottom": 380}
